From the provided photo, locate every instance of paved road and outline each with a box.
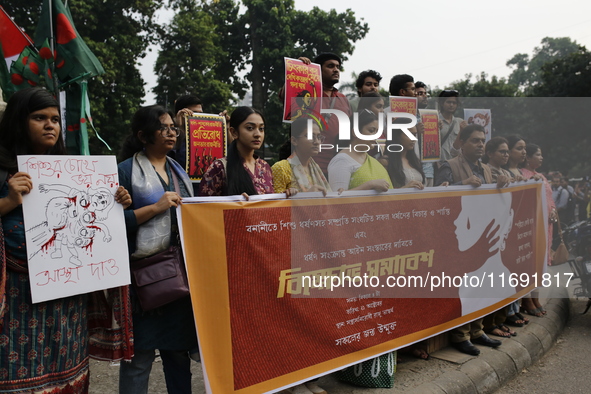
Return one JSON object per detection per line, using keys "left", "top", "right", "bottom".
{"left": 495, "top": 300, "right": 591, "bottom": 393}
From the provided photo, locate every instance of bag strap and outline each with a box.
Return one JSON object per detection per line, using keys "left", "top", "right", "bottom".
{"left": 556, "top": 216, "right": 566, "bottom": 243}
{"left": 440, "top": 118, "right": 457, "bottom": 146}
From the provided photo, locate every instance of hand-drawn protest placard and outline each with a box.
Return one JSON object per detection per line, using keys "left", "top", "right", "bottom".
{"left": 185, "top": 113, "right": 227, "bottom": 181}
{"left": 419, "top": 109, "right": 441, "bottom": 162}
{"left": 283, "top": 57, "right": 323, "bottom": 123}
{"left": 464, "top": 108, "right": 492, "bottom": 142}
{"left": 18, "top": 155, "right": 131, "bottom": 303}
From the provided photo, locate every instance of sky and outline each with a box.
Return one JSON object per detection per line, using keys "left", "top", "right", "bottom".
{"left": 140, "top": 0, "right": 591, "bottom": 103}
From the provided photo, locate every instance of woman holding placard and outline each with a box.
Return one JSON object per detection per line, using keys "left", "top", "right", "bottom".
{"left": 0, "top": 88, "right": 132, "bottom": 393}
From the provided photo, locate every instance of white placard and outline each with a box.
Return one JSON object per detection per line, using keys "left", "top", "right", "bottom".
{"left": 18, "top": 155, "right": 130, "bottom": 303}
{"left": 464, "top": 108, "right": 492, "bottom": 142}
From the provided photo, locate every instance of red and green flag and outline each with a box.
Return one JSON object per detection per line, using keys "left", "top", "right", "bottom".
{"left": 0, "top": 6, "right": 35, "bottom": 98}
{"left": 34, "top": 0, "right": 104, "bottom": 82}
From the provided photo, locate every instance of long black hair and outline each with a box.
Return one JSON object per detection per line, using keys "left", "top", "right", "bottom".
{"left": 0, "top": 88, "right": 65, "bottom": 172}
{"left": 225, "top": 106, "right": 265, "bottom": 196}
{"left": 118, "top": 105, "right": 173, "bottom": 162}
{"left": 386, "top": 129, "right": 425, "bottom": 187}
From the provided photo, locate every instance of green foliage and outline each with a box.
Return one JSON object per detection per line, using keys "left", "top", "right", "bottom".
{"left": 533, "top": 48, "right": 591, "bottom": 97}
{"left": 506, "top": 37, "right": 582, "bottom": 94}
{"left": 153, "top": 0, "right": 239, "bottom": 113}
{"left": 156, "top": 0, "right": 368, "bottom": 158}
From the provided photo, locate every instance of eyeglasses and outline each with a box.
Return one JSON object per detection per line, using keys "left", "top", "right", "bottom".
{"left": 159, "top": 125, "right": 181, "bottom": 137}
{"left": 301, "top": 133, "right": 326, "bottom": 142}
{"left": 497, "top": 150, "right": 510, "bottom": 155}
{"left": 416, "top": 91, "right": 427, "bottom": 96}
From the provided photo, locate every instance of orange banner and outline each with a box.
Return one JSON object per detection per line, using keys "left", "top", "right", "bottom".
{"left": 180, "top": 183, "right": 546, "bottom": 393}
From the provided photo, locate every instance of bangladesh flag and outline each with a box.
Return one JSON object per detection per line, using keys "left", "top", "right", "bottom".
{"left": 34, "top": 0, "right": 104, "bottom": 82}
{"left": 0, "top": 6, "right": 34, "bottom": 98}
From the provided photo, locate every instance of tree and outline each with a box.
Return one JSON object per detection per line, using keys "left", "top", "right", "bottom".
{"left": 533, "top": 47, "right": 591, "bottom": 97}
{"left": 4, "top": 0, "right": 163, "bottom": 155}
{"left": 155, "top": 0, "right": 368, "bottom": 159}
{"left": 528, "top": 47, "right": 591, "bottom": 174}
{"left": 242, "top": 1, "right": 369, "bottom": 155}
{"left": 152, "top": 0, "right": 237, "bottom": 113}
{"left": 506, "top": 37, "right": 582, "bottom": 93}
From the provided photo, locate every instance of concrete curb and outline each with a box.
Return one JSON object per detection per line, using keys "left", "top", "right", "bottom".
{"left": 406, "top": 296, "right": 570, "bottom": 394}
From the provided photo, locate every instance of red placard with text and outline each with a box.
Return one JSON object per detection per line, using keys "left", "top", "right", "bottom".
{"left": 283, "top": 57, "right": 323, "bottom": 123}
{"left": 186, "top": 113, "right": 227, "bottom": 181}
{"left": 419, "top": 109, "right": 441, "bottom": 162}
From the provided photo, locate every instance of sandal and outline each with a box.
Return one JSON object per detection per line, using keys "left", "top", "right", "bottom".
{"left": 515, "top": 312, "right": 529, "bottom": 324}
{"left": 505, "top": 314, "right": 524, "bottom": 327}
{"left": 485, "top": 325, "right": 512, "bottom": 338}
{"left": 538, "top": 306, "right": 547, "bottom": 315}
{"left": 499, "top": 324, "right": 517, "bottom": 336}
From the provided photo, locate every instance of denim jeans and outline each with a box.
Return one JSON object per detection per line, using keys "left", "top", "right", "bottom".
{"left": 507, "top": 300, "right": 520, "bottom": 316}
{"left": 119, "top": 348, "right": 192, "bottom": 394}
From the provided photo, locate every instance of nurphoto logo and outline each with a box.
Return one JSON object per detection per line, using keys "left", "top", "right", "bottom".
{"left": 305, "top": 109, "right": 418, "bottom": 153}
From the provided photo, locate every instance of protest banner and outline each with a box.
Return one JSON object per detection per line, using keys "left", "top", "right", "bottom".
{"left": 185, "top": 113, "right": 227, "bottom": 181}
{"left": 419, "top": 109, "right": 441, "bottom": 162}
{"left": 464, "top": 108, "right": 492, "bottom": 142}
{"left": 18, "top": 155, "right": 130, "bottom": 303}
{"left": 283, "top": 57, "right": 323, "bottom": 123}
{"left": 180, "top": 183, "right": 547, "bottom": 393}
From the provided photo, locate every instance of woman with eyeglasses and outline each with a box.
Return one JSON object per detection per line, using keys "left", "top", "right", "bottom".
{"left": 118, "top": 105, "right": 197, "bottom": 393}
{"left": 482, "top": 137, "right": 512, "bottom": 187}
{"left": 272, "top": 117, "right": 331, "bottom": 195}
{"left": 327, "top": 109, "right": 392, "bottom": 193}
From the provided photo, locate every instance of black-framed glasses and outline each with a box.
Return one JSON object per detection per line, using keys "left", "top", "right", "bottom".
{"left": 159, "top": 125, "right": 181, "bottom": 137}
{"left": 416, "top": 91, "right": 428, "bottom": 96}
{"left": 301, "top": 133, "right": 326, "bottom": 142}
{"left": 497, "top": 150, "right": 510, "bottom": 155}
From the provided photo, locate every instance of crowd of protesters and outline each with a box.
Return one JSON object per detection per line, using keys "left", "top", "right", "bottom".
{"left": 1, "top": 48, "right": 589, "bottom": 394}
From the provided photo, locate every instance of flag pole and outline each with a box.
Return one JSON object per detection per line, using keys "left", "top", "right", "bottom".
{"left": 48, "top": 0, "right": 60, "bottom": 96}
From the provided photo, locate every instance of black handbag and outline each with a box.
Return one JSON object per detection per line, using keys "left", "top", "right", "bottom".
{"left": 131, "top": 245, "right": 189, "bottom": 311}
{"left": 130, "top": 169, "right": 189, "bottom": 311}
